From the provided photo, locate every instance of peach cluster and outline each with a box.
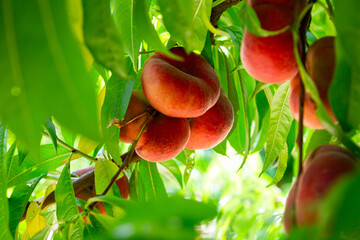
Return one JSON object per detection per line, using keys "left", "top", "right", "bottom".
{"left": 289, "top": 36, "right": 337, "bottom": 129}
{"left": 119, "top": 47, "right": 234, "bottom": 162}
{"left": 283, "top": 145, "right": 357, "bottom": 234}
{"left": 241, "top": 0, "right": 306, "bottom": 83}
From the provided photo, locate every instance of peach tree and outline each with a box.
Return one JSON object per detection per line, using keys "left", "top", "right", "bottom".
{"left": 0, "top": 0, "right": 360, "bottom": 239}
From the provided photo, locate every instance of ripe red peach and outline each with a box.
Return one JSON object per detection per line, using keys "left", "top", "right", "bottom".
{"left": 135, "top": 113, "right": 190, "bottom": 162}
{"left": 303, "top": 144, "right": 356, "bottom": 169}
{"left": 119, "top": 90, "right": 151, "bottom": 144}
{"left": 240, "top": 4, "right": 298, "bottom": 83}
{"left": 141, "top": 47, "right": 220, "bottom": 118}
{"left": 118, "top": 91, "right": 190, "bottom": 162}
{"left": 186, "top": 90, "right": 234, "bottom": 150}
{"left": 289, "top": 37, "right": 337, "bottom": 129}
{"left": 247, "top": 0, "right": 307, "bottom": 14}
{"left": 283, "top": 145, "right": 357, "bottom": 234}
{"left": 295, "top": 145, "right": 356, "bottom": 227}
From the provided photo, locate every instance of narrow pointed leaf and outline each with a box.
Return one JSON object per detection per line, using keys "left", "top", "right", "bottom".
{"left": 262, "top": 82, "right": 293, "bottom": 175}
{"left": 83, "top": 0, "right": 126, "bottom": 78}
{"left": 267, "top": 143, "right": 288, "bottom": 186}
{"left": 7, "top": 145, "right": 71, "bottom": 187}
{"left": 330, "top": 0, "right": 360, "bottom": 131}
{"left": 94, "top": 159, "right": 123, "bottom": 195}
{"left": 55, "top": 163, "right": 83, "bottom": 238}
{"left": 159, "top": 160, "right": 183, "bottom": 189}
{"left": 0, "top": 0, "right": 100, "bottom": 151}
{"left": 138, "top": 160, "right": 167, "bottom": 200}
{"left": 8, "top": 175, "right": 44, "bottom": 236}
{"left": 101, "top": 74, "right": 134, "bottom": 164}
{"left": 44, "top": 118, "right": 58, "bottom": 152}
{"left": 183, "top": 149, "right": 195, "bottom": 186}
{"left": 129, "top": 164, "right": 146, "bottom": 202}
{"left": 0, "top": 123, "right": 12, "bottom": 239}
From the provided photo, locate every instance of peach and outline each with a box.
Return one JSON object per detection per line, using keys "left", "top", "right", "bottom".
{"left": 304, "top": 144, "right": 356, "bottom": 169}
{"left": 295, "top": 145, "right": 356, "bottom": 227}
{"left": 115, "top": 173, "right": 129, "bottom": 199}
{"left": 135, "top": 113, "right": 190, "bottom": 162}
{"left": 141, "top": 47, "right": 220, "bottom": 118}
{"left": 118, "top": 91, "right": 190, "bottom": 162}
{"left": 289, "top": 37, "right": 337, "bottom": 129}
{"left": 247, "top": 0, "right": 307, "bottom": 14}
{"left": 283, "top": 145, "right": 357, "bottom": 234}
{"left": 186, "top": 90, "right": 234, "bottom": 150}
{"left": 240, "top": 4, "right": 298, "bottom": 83}
{"left": 119, "top": 90, "right": 151, "bottom": 144}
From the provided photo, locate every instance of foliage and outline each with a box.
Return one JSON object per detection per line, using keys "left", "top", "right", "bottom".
{"left": 0, "top": 0, "right": 360, "bottom": 239}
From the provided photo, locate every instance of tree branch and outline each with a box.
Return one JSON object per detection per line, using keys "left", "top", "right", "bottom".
{"left": 21, "top": 151, "right": 142, "bottom": 221}
{"left": 88, "top": 110, "right": 157, "bottom": 210}
{"left": 42, "top": 131, "right": 98, "bottom": 162}
{"left": 210, "top": 0, "right": 243, "bottom": 43}
{"left": 292, "top": 0, "right": 316, "bottom": 229}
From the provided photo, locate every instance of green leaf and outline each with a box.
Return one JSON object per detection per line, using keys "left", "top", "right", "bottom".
{"left": 55, "top": 163, "right": 83, "bottom": 238}
{"left": 83, "top": 0, "right": 126, "bottom": 78}
{"left": 0, "top": 124, "right": 12, "bottom": 240}
{"left": 267, "top": 143, "right": 288, "bottom": 186}
{"left": 7, "top": 145, "right": 71, "bottom": 187}
{"left": 60, "top": 125, "right": 77, "bottom": 147}
{"left": 222, "top": 26, "right": 244, "bottom": 60}
{"left": 86, "top": 195, "right": 135, "bottom": 210}
{"left": 286, "top": 120, "right": 297, "bottom": 156}
{"left": 157, "top": 0, "right": 195, "bottom": 50}
{"left": 159, "top": 160, "right": 183, "bottom": 189}
{"left": 94, "top": 159, "right": 122, "bottom": 195}
{"left": 101, "top": 74, "right": 134, "bottom": 164}
{"left": 16, "top": 141, "right": 29, "bottom": 166}
{"left": 183, "top": 149, "right": 195, "bottom": 186}
{"left": 232, "top": 66, "right": 251, "bottom": 161}
{"left": 129, "top": 163, "right": 146, "bottom": 202}
{"left": 133, "top": 0, "right": 176, "bottom": 57}
{"left": 44, "top": 118, "right": 58, "bottom": 153}
{"left": 8, "top": 175, "right": 44, "bottom": 237}
{"left": 31, "top": 226, "right": 51, "bottom": 240}
{"left": 138, "top": 160, "right": 167, "bottom": 200}
{"left": 111, "top": 197, "right": 217, "bottom": 240}
{"left": 192, "top": 0, "right": 212, "bottom": 51}
{"left": 309, "top": 2, "right": 336, "bottom": 39}
{"left": 200, "top": 32, "right": 214, "bottom": 67}
{"left": 305, "top": 129, "right": 332, "bottom": 158}
{"left": 5, "top": 141, "right": 16, "bottom": 173}
{"left": 0, "top": 0, "right": 100, "bottom": 151}
{"left": 112, "top": 0, "right": 143, "bottom": 71}
{"left": 158, "top": 0, "right": 212, "bottom": 52}
{"left": 330, "top": 0, "right": 360, "bottom": 131}
{"left": 262, "top": 82, "right": 293, "bottom": 175}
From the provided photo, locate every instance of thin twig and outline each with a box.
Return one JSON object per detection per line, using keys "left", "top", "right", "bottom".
{"left": 109, "top": 107, "right": 153, "bottom": 128}
{"left": 88, "top": 110, "right": 157, "bottom": 210}
{"left": 21, "top": 151, "right": 142, "bottom": 221}
{"left": 138, "top": 50, "right": 156, "bottom": 55}
{"left": 325, "top": 0, "right": 334, "bottom": 21}
{"left": 42, "top": 132, "right": 97, "bottom": 162}
{"left": 210, "top": 0, "right": 243, "bottom": 43}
